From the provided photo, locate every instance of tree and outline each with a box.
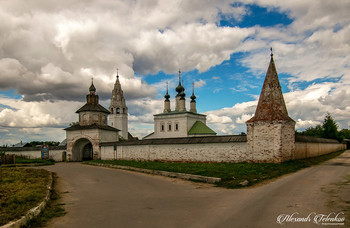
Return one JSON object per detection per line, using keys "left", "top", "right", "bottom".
{"left": 339, "top": 129, "right": 350, "bottom": 140}
{"left": 322, "top": 113, "right": 339, "bottom": 140}
{"left": 301, "top": 125, "right": 323, "bottom": 137}
{"left": 69, "top": 122, "right": 79, "bottom": 126}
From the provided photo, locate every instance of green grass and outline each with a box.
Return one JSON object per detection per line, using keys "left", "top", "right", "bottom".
{"left": 0, "top": 168, "right": 50, "bottom": 226}
{"left": 22, "top": 173, "right": 66, "bottom": 228}
{"left": 15, "top": 156, "right": 55, "bottom": 166}
{"left": 1, "top": 156, "right": 55, "bottom": 167}
{"left": 86, "top": 150, "right": 345, "bottom": 188}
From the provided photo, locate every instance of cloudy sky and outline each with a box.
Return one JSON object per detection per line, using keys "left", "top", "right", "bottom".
{"left": 0, "top": 0, "right": 349, "bottom": 145}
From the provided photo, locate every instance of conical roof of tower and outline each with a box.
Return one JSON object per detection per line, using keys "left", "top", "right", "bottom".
{"left": 110, "top": 73, "right": 127, "bottom": 109}
{"left": 247, "top": 52, "right": 294, "bottom": 123}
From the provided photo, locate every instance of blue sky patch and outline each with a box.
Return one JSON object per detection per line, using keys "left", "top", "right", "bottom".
{"left": 220, "top": 4, "right": 293, "bottom": 28}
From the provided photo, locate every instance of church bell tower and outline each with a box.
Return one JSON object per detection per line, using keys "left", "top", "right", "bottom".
{"left": 109, "top": 71, "right": 128, "bottom": 140}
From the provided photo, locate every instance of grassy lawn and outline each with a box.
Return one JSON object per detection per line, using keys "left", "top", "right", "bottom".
{"left": 15, "top": 156, "right": 55, "bottom": 166}
{"left": 0, "top": 156, "right": 55, "bottom": 167}
{"left": 0, "top": 168, "right": 50, "bottom": 226}
{"left": 86, "top": 150, "right": 345, "bottom": 188}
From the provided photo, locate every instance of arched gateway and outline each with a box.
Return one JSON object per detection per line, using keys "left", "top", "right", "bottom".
{"left": 72, "top": 138, "right": 93, "bottom": 161}
{"left": 65, "top": 81, "right": 120, "bottom": 161}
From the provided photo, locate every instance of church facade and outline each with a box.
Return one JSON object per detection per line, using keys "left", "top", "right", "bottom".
{"left": 144, "top": 70, "right": 216, "bottom": 139}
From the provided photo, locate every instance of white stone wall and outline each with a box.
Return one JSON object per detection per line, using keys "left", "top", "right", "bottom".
{"left": 4, "top": 149, "right": 66, "bottom": 161}
{"left": 247, "top": 120, "right": 295, "bottom": 162}
{"left": 101, "top": 142, "right": 248, "bottom": 162}
{"left": 294, "top": 142, "right": 346, "bottom": 159}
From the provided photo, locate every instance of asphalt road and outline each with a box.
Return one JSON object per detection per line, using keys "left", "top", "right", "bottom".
{"left": 42, "top": 150, "right": 350, "bottom": 228}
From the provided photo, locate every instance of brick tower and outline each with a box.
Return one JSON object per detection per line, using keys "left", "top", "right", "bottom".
{"left": 246, "top": 50, "right": 295, "bottom": 162}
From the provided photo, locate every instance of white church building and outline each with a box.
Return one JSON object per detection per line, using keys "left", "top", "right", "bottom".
{"left": 144, "top": 70, "right": 216, "bottom": 139}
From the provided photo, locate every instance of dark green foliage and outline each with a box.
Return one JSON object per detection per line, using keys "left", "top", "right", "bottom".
{"left": 297, "top": 113, "right": 346, "bottom": 142}
{"left": 69, "top": 122, "right": 79, "bottom": 127}
{"left": 338, "top": 129, "right": 350, "bottom": 140}
{"left": 86, "top": 150, "right": 344, "bottom": 189}
{"left": 15, "top": 156, "right": 55, "bottom": 166}
{"left": 29, "top": 141, "right": 60, "bottom": 147}
{"left": 300, "top": 125, "right": 324, "bottom": 137}
{"left": 322, "top": 113, "right": 339, "bottom": 140}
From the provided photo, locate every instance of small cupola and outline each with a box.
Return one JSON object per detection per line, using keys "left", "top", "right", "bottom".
{"left": 89, "top": 80, "right": 96, "bottom": 94}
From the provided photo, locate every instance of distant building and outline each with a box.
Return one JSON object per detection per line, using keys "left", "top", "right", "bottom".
{"left": 144, "top": 70, "right": 216, "bottom": 139}
{"left": 13, "top": 141, "right": 31, "bottom": 147}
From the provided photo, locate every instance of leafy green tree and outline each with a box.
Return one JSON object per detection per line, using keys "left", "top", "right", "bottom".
{"left": 339, "top": 129, "right": 350, "bottom": 140}
{"left": 69, "top": 122, "right": 79, "bottom": 126}
{"left": 301, "top": 125, "right": 323, "bottom": 137}
{"left": 322, "top": 113, "right": 339, "bottom": 140}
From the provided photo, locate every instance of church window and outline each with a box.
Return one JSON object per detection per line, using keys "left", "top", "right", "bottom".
{"left": 111, "top": 108, "right": 113, "bottom": 114}
{"left": 123, "top": 108, "right": 125, "bottom": 113}
{"left": 175, "top": 123, "right": 179, "bottom": 131}
{"left": 168, "top": 122, "right": 172, "bottom": 131}
{"left": 116, "top": 108, "right": 120, "bottom": 114}
{"left": 83, "top": 114, "right": 88, "bottom": 124}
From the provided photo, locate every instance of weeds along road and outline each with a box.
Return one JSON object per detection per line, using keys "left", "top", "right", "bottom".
{"left": 42, "top": 150, "right": 350, "bottom": 228}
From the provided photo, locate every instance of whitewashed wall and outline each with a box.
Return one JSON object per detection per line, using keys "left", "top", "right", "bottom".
{"left": 102, "top": 142, "right": 248, "bottom": 162}
{"left": 4, "top": 149, "right": 66, "bottom": 161}
{"left": 294, "top": 142, "right": 346, "bottom": 159}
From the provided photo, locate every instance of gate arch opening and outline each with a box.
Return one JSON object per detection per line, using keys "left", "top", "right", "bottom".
{"left": 72, "top": 138, "right": 93, "bottom": 161}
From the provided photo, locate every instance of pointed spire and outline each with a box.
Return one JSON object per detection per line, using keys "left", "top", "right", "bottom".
{"left": 247, "top": 49, "right": 293, "bottom": 122}
{"left": 270, "top": 47, "right": 273, "bottom": 57}
{"left": 164, "top": 81, "right": 170, "bottom": 101}
{"left": 116, "top": 68, "right": 119, "bottom": 79}
{"left": 190, "top": 82, "right": 196, "bottom": 102}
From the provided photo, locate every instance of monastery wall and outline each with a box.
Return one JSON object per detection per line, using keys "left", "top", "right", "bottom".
{"left": 295, "top": 143, "right": 345, "bottom": 159}
{"left": 1, "top": 136, "right": 345, "bottom": 163}
{"left": 101, "top": 141, "right": 248, "bottom": 162}
{"left": 1, "top": 147, "right": 66, "bottom": 161}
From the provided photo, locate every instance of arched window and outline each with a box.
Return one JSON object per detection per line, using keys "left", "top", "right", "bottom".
{"left": 160, "top": 122, "right": 165, "bottom": 132}
{"left": 168, "top": 122, "right": 172, "bottom": 131}
{"left": 111, "top": 108, "right": 113, "bottom": 114}
{"left": 116, "top": 108, "right": 120, "bottom": 114}
{"left": 175, "top": 123, "right": 179, "bottom": 131}
{"left": 123, "top": 108, "right": 125, "bottom": 113}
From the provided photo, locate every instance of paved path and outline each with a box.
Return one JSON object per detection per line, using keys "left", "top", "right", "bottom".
{"left": 42, "top": 151, "right": 350, "bottom": 228}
